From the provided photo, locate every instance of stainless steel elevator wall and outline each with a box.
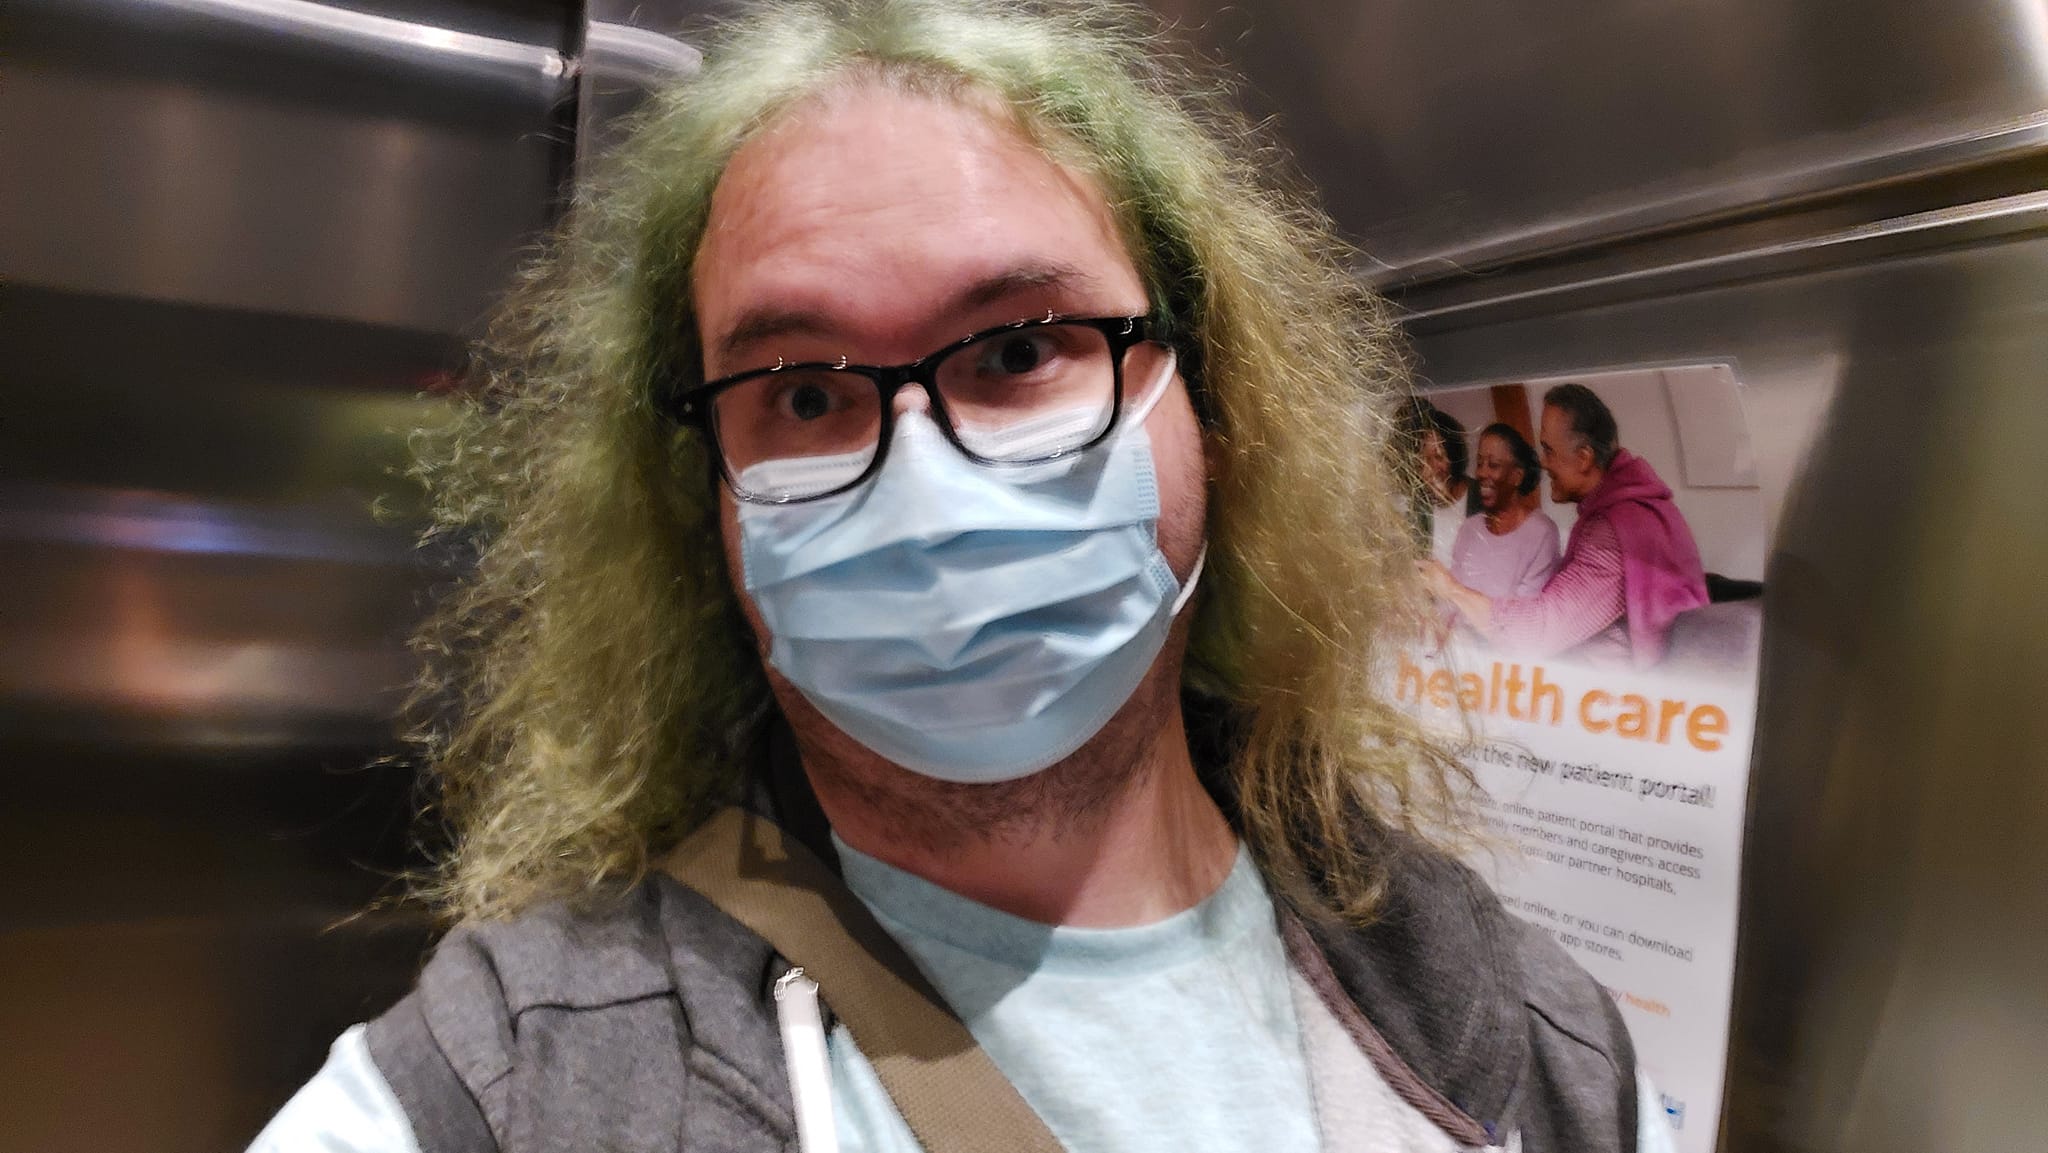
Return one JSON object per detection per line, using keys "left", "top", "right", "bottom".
{"left": 6, "top": 0, "right": 2044, "bottom": 1150}
{"left": 2, "top": 0, "right": 575, "bottom": 1147}
{"left": 1159, "top": 0, "right": 2048, "bottom": 283}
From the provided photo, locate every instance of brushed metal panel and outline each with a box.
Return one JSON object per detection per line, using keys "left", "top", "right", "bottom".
{"left": 44, "top": 0, "right": 569, "bottom": 95}
{"left": 1397, "top": 187, "right": 2048, "bottom": 330}
{"left": 1, "top": 61, "right": 559, "bottom": 334}
{"left": 5, "top": 0, "right": 568, "bottom": 333}
{"left": 0, "top": 5, "right": 563, "bottom": 1150}
{"left": 1159, "top": 0, "right": 2048, "bottom": 282}
{"left": 0, "top": 288, "right": 451, "bottom": 741}
{"left": 0, "top": 744, "right": 437, "bottom": 1153}
{"left": 574, "top": 0, "right": 710, "bottom": 167}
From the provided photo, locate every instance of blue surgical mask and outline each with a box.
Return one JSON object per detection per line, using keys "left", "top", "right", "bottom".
{"left": 736, "top": 356, "right": 1203, "bottom": 784}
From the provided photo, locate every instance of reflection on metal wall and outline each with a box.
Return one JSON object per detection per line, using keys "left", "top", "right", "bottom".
{"left": 1161, "top": 0, "right": 2048, "bottom": 283}
{"left": 0, "top": 0, "right": 576, "bottom": 1146}
{"left": 6, "top": 0, "right": 569, "bottom": 331}
{"left": 1722, "top": 249, "right": 2048, "bottom": 1153}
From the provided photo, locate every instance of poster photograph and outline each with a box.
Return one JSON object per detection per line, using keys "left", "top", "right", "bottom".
{"left": 1397, "top": 366, "right": 1765, "bottom": 1153}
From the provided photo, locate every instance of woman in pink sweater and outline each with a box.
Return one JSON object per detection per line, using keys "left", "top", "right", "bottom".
{"left": 1426, "top": 385, "right": 1708, "bottom": 668}
{"left": 1449, "top": 423, "right": 1561, "bottom": 600}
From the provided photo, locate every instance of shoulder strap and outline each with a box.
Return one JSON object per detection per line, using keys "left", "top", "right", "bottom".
{"left": 660, "top": 807, "right": 1065, "bottom": 1153}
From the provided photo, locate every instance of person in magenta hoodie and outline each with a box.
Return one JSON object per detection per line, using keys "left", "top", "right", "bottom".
{"left": 1425, "top": 384, "right": 1708, "bottom": 667}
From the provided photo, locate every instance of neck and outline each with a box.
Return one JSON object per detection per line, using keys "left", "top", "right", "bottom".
{"left": 1579, "top": 466, "right": 1609, "bottom": 503}
{"left": 1484, "top": 502, "right": 1530, "bottom": 534}
{"left": 816, "top": 699, "right": 1239, "bottom": 928}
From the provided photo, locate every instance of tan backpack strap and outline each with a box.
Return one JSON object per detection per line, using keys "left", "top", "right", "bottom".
{"left": 661, "top": 807, "right": 1066, "bottom": 1153}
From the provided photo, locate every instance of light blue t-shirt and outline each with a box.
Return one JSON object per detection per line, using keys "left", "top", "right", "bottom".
{"left": 826, "top": 838, "right": 1321, "bottom": 1153}
{"left": 249, "top": 848, "right": 1682, "bottom": 1153}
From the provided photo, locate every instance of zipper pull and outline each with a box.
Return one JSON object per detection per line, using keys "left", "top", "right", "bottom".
{"left": 774, "top": 968, "right": 841, "bottom": 1153}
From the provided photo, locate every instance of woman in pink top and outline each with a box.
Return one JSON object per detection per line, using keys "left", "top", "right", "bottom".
{"left": 1427, "top": 385, "right": 1708, "bottom": 667}
{"left": 1449, "top": 423, "right": 1560, "bottom": 600}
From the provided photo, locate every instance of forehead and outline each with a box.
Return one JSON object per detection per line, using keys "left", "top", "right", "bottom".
{"left": 693, "top": 83, "right": 1143, "bottom": 364}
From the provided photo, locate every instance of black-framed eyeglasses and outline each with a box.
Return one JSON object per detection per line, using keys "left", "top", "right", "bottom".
{"left": 663, "top": 314, "right": 1159, "bottom": 504}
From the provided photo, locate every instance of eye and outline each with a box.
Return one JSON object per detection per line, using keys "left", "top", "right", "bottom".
{"left": 769, "top": 376, "right": 854, "bottom": 423}
{"left": 786, "top": 383, "right": 830, "bottom": 421}
{"left": 979, "top": 332, "right": 1060, "bottom": 377}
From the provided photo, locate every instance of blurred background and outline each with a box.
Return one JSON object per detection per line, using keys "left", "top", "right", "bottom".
{"left": 3, "top": 0, "right": 2043, "bottom": 1150}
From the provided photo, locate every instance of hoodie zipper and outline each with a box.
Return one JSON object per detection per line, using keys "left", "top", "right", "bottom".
{"left": 774, "top": 968, "right": 841, "bottom": 1153}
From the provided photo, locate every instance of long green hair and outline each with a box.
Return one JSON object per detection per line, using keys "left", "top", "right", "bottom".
{"left": 410, "top": 0, "right": 1467, "bottom": 923}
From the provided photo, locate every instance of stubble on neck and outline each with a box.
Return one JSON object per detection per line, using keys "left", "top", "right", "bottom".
{"left": 777, "top": 628, "right": 1241, "bottom": 925}
{"left": 784, "top": 644, "right": 1180, "bottom": 857}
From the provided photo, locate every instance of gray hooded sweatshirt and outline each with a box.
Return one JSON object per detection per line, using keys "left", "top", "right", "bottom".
{"left": 362, "top": 733, "right": 1640, "bottom": 1153}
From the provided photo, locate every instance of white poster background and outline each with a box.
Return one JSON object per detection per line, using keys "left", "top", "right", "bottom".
{"left": 1406, "top": 367, "right": 1763, "bottom": 1152}
{"left": 1397, "top": 644, "right": 1755, "bottom": 1151}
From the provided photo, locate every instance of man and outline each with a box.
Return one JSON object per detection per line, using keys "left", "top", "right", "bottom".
{"left": 1428, "top": 384, "right": 1708, "bottom": 667}
{"left": 254, "top": 4, "right": 1671, "bottom": 1151}
{"left": 1450, "top": 422, "right": 1561, "bottom": 600}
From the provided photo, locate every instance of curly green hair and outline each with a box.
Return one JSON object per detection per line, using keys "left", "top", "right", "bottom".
{"left": 409, "top": 0, "right": 1467, "bottom": 924}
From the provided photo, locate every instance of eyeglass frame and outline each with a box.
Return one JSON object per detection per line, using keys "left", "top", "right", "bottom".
{"left": 662, "top": 312, "right": 1161, "bottom": 504}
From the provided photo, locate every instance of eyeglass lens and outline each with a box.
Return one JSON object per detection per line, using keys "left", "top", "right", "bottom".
{"left": 715, "top": 322, "right": 1120, "bottom": 501}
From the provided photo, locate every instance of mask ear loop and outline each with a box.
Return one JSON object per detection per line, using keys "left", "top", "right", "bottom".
{"left": 1170, "top": 545, "right": 1207, "bottom": 616}
{"left": 1121, "top": 348, "right": 1180, "bottom": 433}
{"left": 1121, "top": 349, "right": 1208, "bottom": 616}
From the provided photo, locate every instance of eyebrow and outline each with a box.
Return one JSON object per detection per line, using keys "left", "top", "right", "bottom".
{"left": 712, "top": 260, "right": 1103, "bottom": 364}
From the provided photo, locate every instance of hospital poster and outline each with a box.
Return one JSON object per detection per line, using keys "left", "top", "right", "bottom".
{"left": 1397, "top": 366, "right": 1763, "bottom": 1153}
